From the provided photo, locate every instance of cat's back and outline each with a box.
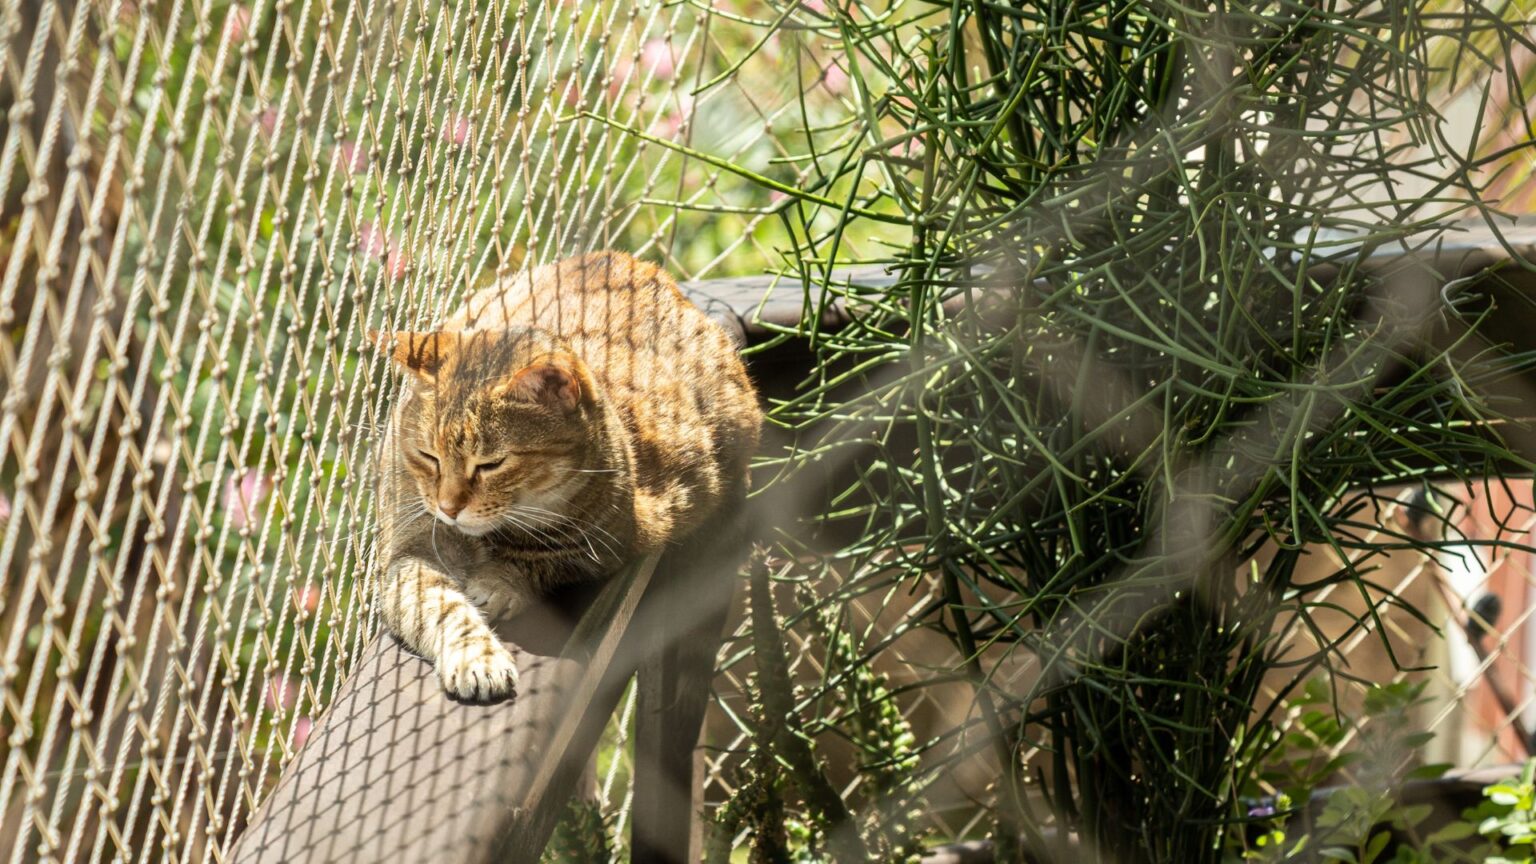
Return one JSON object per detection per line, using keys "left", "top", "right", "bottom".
{"left": 449, "top": 251, "right": 757, "bottom": 440}
{"left": 449, "top": 252, "right": 721, "bottom": 381}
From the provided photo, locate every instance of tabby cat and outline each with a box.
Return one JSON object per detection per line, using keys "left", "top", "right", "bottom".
{"left": 373, "top": 251, "right": 761, "bottom": 701}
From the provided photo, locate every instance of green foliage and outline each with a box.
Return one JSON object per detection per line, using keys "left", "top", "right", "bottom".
{"left": 1228, "top": 682, "right": 1536, "bottom": 864}
{"left": 1476, "top": 762, "right": 1536, "bottom": 863}
{"left": 708, "top": 553, "right": 931, "bottom": 863}
{"left": 543, "top": 798, "right": 614, "bottom": 864}
{"left": 800, "top": 585, "right": 928, "bottom": 859}
{"left": 699, "top": 0, "right": 1536, "bottom": 859}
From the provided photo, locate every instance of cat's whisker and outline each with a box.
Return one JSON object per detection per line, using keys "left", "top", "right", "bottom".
{"left": 504, "top": 505, "right": 563, "bottom": 523}
{"left": 533, "top": 510, "right": 623, "bottom": 555}
{"left": 562, "top": 522, "right": 622, "bottom": 559}
{"left": 509, "top": 505, "right": 620, "bottom": 551}
{"left": 430, "top": 518, "right": 449, "bottom": 573}
{"left": 494, "top": 508, "right": 558, "bottom": 540}
{"left": 493, "top": 511, "right": 604, "bottom": 561}
{"left": 500, "top": 505, "right": 617, "bottom": 563}
{"left": 515, "top": 502, "right": 618, "bottom": 538}
{"left": 496, "top": 512, "right": 544, "bottom": 536}
{"left": 499, "top": 513, "right": 564, "bottom": 538}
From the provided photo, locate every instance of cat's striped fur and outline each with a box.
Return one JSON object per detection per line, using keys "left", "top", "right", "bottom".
{"left": 374, "top": 252, "right": 761, "bottom": 701}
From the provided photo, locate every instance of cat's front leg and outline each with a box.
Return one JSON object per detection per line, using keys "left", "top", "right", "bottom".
{"left": 461, "top": 561, "right": 537, "bottom": 625}
{"left": 380, "top": 556, "right": 520, "bottom": 702}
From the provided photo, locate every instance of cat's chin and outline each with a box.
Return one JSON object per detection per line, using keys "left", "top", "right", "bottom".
{"left": 432, "top": 511, "right": 494, "bottom": 537}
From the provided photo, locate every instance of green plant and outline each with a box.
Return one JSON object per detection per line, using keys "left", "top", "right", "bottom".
{"left": 544, "top": 798, "right": 614, "bottom": 864}
{"left": 1474, "top": 761, "right": 1536, "bottom": 863}
{"left": 690, "top": 0, "right": 1536, "bottom": 859}
{"left": 1226, "top": 682, "right": 1536, "bottom": 864}
{"left": 1231, "top": 680, "right": 1449, "bottom": 863}
{"left": 707, "top": 552, "right": 932, "bottom": 863}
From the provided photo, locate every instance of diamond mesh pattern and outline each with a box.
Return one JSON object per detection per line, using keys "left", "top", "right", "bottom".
{"left": 0, "top": 0, "right": 853, "bottom": 858}
{"left": 6, "top": 0, "right": 1532, "bottom": 859}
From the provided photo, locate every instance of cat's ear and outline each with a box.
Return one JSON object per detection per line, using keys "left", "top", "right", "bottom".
{"left": 370, "top": 330, "right": 447, "bottom": 379}
{"left": 500, "top": 355, "right": 588, "bottom": 412}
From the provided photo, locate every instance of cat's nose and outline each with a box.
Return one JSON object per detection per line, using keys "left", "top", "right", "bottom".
{"left": 439, "top": 500, "right": 465, "bottom": 519}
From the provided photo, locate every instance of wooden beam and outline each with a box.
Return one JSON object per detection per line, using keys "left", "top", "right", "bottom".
{"left": 232, "top": 556, "right": 658, "bottom": 864}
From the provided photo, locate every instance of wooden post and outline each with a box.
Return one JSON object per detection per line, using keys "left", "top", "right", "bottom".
{"left": 630, "top": 596, "right": 729, "bottom": 863}
{"left": 629, "top": 507, "right": 750, "bottom": 864}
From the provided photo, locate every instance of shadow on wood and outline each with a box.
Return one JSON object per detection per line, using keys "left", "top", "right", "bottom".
{"left": 232, "top": 557, "right": 658, "bottom": 864}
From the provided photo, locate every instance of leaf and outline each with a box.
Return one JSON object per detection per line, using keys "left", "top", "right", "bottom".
{"left": 1425, "top": 821, "right": 1478, "bottom": 844}
{"left": 1407, "top": 763, "right": 1456, "bottom": 781}
{"left": 1363, "top": 830, "right": 1391, "bottom": 864}
{"left": 1393, "top": 803, "right": 1433, "bottom": 830}
{"left": 1490, "top": 787, "right": 1523, "bottom": 807}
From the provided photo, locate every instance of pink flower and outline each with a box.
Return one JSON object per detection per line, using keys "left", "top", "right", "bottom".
{"left": 258, "top": 107, "right": 279, "bottom": 138}
{"left": 639, "top": 38, "right": 676, "bottom": 80}
{"left": 292, "top": 716, "right": 313, "bottom": 749}
{"left": 291, "top": 585, "right": 321, "bottom": 614}
{"left": 333, "top": 139, "right": 367, "bottom": 174}
{"left": 820, "top": 62, "right": 849, "bottom": 95}
{"left": 894, "top": 137, "right": 924, "bottom": 161}
{"left": 555, "top": 75, "right": 584, "bottom": 109}
{"left": 442, "top": 114, "right": 472, "bottom": 147}
{"left": 610, "top": 41, "right": 680, "bottom": 96}
{"left": 223, "top": 468, "right": 273, "bottom": 531}
{"left": 356, "top": 222, "right": 390, "bottom": 259}
{"left": 385, "top": 247, "right": 410, "bottom": 280}
{"left": 223, "top": 4, "right": 251, "bottom": 44}
{"left": 0, "top": 490, "right": 12, "bottom": 523}
{"left": 264, "top": 676, "right": 298, "bottom": 712}
{"left": 356, "top": 223, "right": 410, "bottom": 279}
{"left": 802, "top": 0, "right": 828, "bottom": 13}
{"left": 649, "top": 94, "right": 695, "bottom": 139}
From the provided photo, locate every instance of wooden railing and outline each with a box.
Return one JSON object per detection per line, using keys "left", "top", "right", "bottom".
{"left": 227, "top": 268, "right": 831, "bottom": 864}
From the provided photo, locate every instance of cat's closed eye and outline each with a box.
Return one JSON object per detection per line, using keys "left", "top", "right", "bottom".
{"left": 414, "top": 449, "right": 440, "bottom": 469}
{"left": 473, "top": 459, "right": 505, "bottom": 476}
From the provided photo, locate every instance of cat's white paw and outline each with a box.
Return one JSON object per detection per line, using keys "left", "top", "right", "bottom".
{"left": 437, "top": 639, "right": 519, "bottom": 703}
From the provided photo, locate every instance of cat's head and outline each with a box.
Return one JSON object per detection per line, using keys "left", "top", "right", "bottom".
{"left": 373, "top": 327, "right": 606, "bottom": 537}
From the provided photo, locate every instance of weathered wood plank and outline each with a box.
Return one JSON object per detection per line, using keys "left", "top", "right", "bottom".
{"left": 482, "top": 555, "right": 660, "bottom": 862}
{"left": 232, "top": 556, "right": 658, "bottom": 864}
